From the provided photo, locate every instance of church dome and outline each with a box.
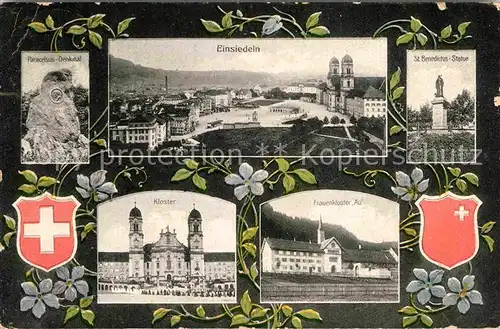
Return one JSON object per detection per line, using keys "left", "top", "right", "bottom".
{"left": 342, "top": 54, "right": 353, "bottom": 64}
{"left": 330, "top": 56, "right": 339, "bottom": 65}
{"left": 129, "top": 205, "right": 142, "bottom": 218}
{"left": 189, "top": 207, "right": 201, "bottom": 219}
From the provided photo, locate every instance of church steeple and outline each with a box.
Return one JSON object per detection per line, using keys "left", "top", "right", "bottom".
{"left": 317, "top": 215, "right": 325, "bottom": 244}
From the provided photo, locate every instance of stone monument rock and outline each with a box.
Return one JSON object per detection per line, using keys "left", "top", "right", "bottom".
{"left": 431, "top": 75, "right": 447, "bottom": 131}
{"left": 22, "top": 69, "right": 89, "bottom": 163}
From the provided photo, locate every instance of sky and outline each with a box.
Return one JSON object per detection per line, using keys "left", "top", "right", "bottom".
{"left": 97, "top": 191, "right": 236, "bottom": 252}
{"left": 109, "top": 38, "right": 387, "bottom": 77}
{"left": 21, "top": 52, "right": 89, "bottom": 93}
{"left": 264, "top": 189, "right": 399, "bottom": 243}
{"left": 407, "top": 50, "right": 476, "bottom": 112}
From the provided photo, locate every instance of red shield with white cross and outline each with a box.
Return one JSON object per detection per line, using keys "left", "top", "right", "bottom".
{"left": 14, "top": 192, "right": 80, "bottom": 272}
{"left": 416, "top": 192, "right": 482, "bottom": 270}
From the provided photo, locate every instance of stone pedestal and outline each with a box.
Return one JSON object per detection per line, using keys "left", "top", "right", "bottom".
{"left": 431, "top": 96, "right": 447, "bottom": 130}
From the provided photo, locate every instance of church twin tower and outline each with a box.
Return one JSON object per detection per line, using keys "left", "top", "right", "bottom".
{"left": 327, "top": 54, "right": 355, "bottom": 91}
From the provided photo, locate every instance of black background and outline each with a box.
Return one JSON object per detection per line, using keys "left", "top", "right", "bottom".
{"left": 0, "top": 2, "right": 499, "bottom": 328}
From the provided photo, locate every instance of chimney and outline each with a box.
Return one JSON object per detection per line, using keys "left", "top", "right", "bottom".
{"left": 165, "top": 75, "right": 168, "bottom": 95}
{"left": 358, "top": 244, "right": 362, "bottom": 249}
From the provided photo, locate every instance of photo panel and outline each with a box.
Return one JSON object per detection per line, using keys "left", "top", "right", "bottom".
{"left": 259, "top": 190, "right": 400, "bottom": 303}
{"left": 108, "top": 38, "right": 388, "bottom": 158}
{"left": 406, "top": 49, "right": 477, "bottom": 164}
{"left": 96, "top": 191, "right": 237, "bottom": 304}
{"left": 21, "top": 51, "right": 90, "bottom": 164}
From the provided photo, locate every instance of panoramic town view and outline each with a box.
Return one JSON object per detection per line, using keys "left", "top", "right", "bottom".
{"left": 108, "top": 39, "right": 388, "bottom": 157}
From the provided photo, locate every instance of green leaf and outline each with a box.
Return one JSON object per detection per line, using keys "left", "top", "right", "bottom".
{"left": 240, "top": 290, "right": 252, "bottom": 316}
{"left": 389, "top": 67, "right": 401, "bottom": 90}
{"left": 242, "top": 227, "right": 258, "bottom": 242}
{"left": 25, "top": 267, "right": 34, "bottom": 279}
{"left": 200, "top": 19, "right": 223, "bottom": 33}
{"left": 45, "top": 15, "right": 55, "bottom": 29}
{"left": 482, "top": 235, "right": 494, "bottom": 252}
{"left": 455, "top": 178, "right": 467, "bottom": 193}
{"left": 398, "top": 306, "right": 418, "bottom": 315}
{"left": 392, "top": 86, "right": 405, "bottom": 100}
{"left": 396, "top": 32, "right": 414, "bottom": 45}
{"left": 404, "top": 228, "right": 417, "bottom": 237}
{"left": 28, "top": 22, "right": 48, "bottom": 33}
{"left": 420, "top": 314, "right": 433, "bottom": 327}
{"left": 79, "top": 296, "right": 94, "bottom": 309}
{"left": 250, "top": 308, "right": 268, "bottom": 319}
{"left": 402, "top": 315, "right": 418, "bottom": 328}
{"left": 94, "top": 139, "right": 107, "bottom": 147}
{"left": 447, "top": 167, "right": 462, "bottom": 177}
{"left": 410, "top": 16, "right": 422, "bottom": 32}
{"left": 291, "top": 316, "right": 303, "bottom": 329}
{"left": 457, "top": 22, "right": 471, "bottom": 36}
{"left": 222, "top": 12, "right": 233, "bottom": 28}
{"left": 308, "top": 26, "right": 330, "bottom": 36}
{"left": 117, "top": 17, "right": 135, "bottom": 35}
{"left": 81, "top": 222, "right": 96, "bottom": 241}
{"left": 296, "top": 309, "right": 322, "bottom": 321}
{"left": 306, "top": 12, "right": 321, "bottom": 30}
{"left": 170, "top": 315, "right": 181, "bottom": 326}
{"left": 64, "top": 305, "right": 80, "bottom": 324}
{"left": 276, "top": 158, "right": 290, "bottom": 172}
{"left": 282, "top": 305, "right": 293, "bottom": 317}
{"left": 416, "top": 33, "right": 428, "bottom": 46}
{"left": 196, "top": 305, "right": 206, "bottom": 317}
{"left": 88, "top": 30, "right": 103, "bottom": 49}
{"left": 242, "top": 243, "right": 257, "bottom": 258}
{"left": 462, "top": 172, "right": 479, "bottom": 186}
{"left": 18, "top": 170, "right": 37, "bottom": 184}
{"left": 390, "top": 125, "right": 403, "bottom": 136}
{"left": 171, "top": 169, "right": 193, "bottom": 181}
{"left": 81, "top": 309, "right": 95, "bottom": 326}
{"left": 192, "top": 173, "right": 207, "bottom": 191}
{"left": 37, "top": 176, "right": 58, "bottom": 188}
{"left": 184, "top": 159, "right": 199, "bottom": 170}
{"left": 87, "top": 14, "right": 105, "bottom": 29}
{"left": 283, "top": 174, "right": 296, "bottom": 193}
{"left": 152, "top": 308, "right": 170, "bottom": 324}
{"left": 236, "top": 10, "right": 243, "bottom": 17}
{"left": 230, "top": 314, "right": 248, "bottom": 326}
{"left": 481, "top": 221, "right": 496, "bottom": 234}
{"left": 3, "top": 232, "right": 14, "bottom": 247}
{"left": 250, "top": 262, "right": 259, "bottom": 280}
{"left": 3, "top": 215, "right": 16, "bottom": 230}
{"left": 292, "top": 169, "right": 317, "bottom": 184}
{"left": 18, "top": 184, "right": 37, "bottom": 194}
{"left": 440, "top": 25, "right": 452, "bottom": 39}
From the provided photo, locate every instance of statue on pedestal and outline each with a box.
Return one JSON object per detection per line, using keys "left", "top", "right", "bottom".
{"left": 435, "top": 75, "right": 444, "bottom": 97}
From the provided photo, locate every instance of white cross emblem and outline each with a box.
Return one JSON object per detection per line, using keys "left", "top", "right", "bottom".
{"left": 453, "top": 205, "right": 470, "bottom": 221}
{"left": 23, "top": 206, "right": 70, "bottom": 253}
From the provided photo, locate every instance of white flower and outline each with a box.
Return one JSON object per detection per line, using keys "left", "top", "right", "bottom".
{"left": 52, "top": 266, "right": 89, "bottom": 302}
{"left": 76, "top": 170, "right": 118, "bottom": 201}
{"left": 224, "top": 163, "right": 269, "bottom": 200}
{"left": 20, "top": 279, "right": 59, "bottom": 318}
{"left": 391, "top": 167, "right": 429, "bottom": 201}
{"left": 262, "top": 15, "right": 283, "bottom": 36}
{"left": 442, "top": 275, "right": 483, "bottom": 314}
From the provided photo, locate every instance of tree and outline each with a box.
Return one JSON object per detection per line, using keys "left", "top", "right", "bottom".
{"left": 330, "top": 116, "right": 340, "bottom": 124}
{"left": 447, "top": 89, "right": 475, "bottom": 129}
{"left": 419, "top": 103, "right": 433, "bottom": 131}
{"left": 350, "top": 115, "right": 357, "bottom": 124}
{"left": 340, "top": 119, "right": 346, "bottom": 124}
{"left": 323, "top": 116, "right": 330, "bottom": 124}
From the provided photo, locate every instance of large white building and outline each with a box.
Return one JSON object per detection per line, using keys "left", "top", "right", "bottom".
{"left": 110, "top": 113, "right": 169, "bottom": 150}
{"left": 283, "top": 83, "right": 318, "bottom": 94}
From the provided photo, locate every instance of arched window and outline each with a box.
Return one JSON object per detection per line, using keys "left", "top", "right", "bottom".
{"left": 193, "top": 224, "right": 199, "bottom": 232}
{"left": 167, "top": 255, "right": 171, "bottom": 270}
{"left": 133, "top": 223, "right": 139, "bottom": 231}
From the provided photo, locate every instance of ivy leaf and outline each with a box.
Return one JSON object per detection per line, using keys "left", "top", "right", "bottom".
{"left": 236, "top": 10, "right": 243, "bottom": 17}
{"left": 94, "top": 139, "right": 107, "bottom": 147}
{"left": 152, "top": 308, "right": 170, "bottom": 324}
{"left": 396, "top": 32, "right": 414, "bottom": 45}
{"left": 200, "top": 19, "right": 223, "bottom": 33}
{"left": 276, "top": 158, "right": 290, "bottom": 172}
{"left": 296, "top": 309, "right": 322, "bottom": 321}
{"left": 250, "top": 307, "right": 268, "bottom": 319}
{"left": 242, "top": 243, "right": 257, "bottom": 258}
{"left": 440, "top": 25, "right": 452, "bottom": 39}
{"left": 306, "top": 12, "right": 321, "bottom": 30}
{"left": 87, "top": 14, "right": 105, "bottom": 29}
{"left": 308, "top": 26, "right": 329, "bottom": 36}
{"left": 171, "top": 169, "right": 193, "bottom": 181}
{"left": 410, "top": 16, "right": 422, "bottom": 32}
{"left": 18, "top": 184, "right": 37, "bottom": 194}
{"left": 461, "top": 172, "right": 479, "bottom": 186}
{"left": 389, "top": 67, "right": 401, "bottom": 90}
{"left": 64, "top": 305, "right": 80, "bottom": 324}
{"left": 79, "top": 296, "right": 94, "bottom": 309}
{"left": 404, "top": 228, "right": 417, "bottom": 237}
{"left": 18, "top": 170, "right": 37, "bottom": 184}
{"left": 222, "top": 12, "right": 233, "bottom": 28}
{"left": 457, "top": 22, "right": 471, "bottom": 36}
{"left": 192, "top": 173, "right": 207, "bottom": 191}
{"left": 455, "top": 178, "right": 467, "bottom": 193}
{"left": 402, "top": 315, "right": 418, "bottom": 328}
{"left": 25, "top": 267, "right": 34, "bottom": 279}
{"left": 481, "top": 221, "right": 496, "bottom": 234}
{"left": 117, "top": 17, "right": 135, "bottom": 35}
{"left": 81, "top": 309, "right": 95, "bottom": 326}
{"left": 392, "top": 86, "right": 405, "bottom": 100}
{"left": 283, "top": 174, "right": 296, "bottom": 193}
{"left": 240, "top": 290, "right": 252, "bottom": 316}
{"left": 416, "top": 33, "right": 428, "bottom": 46}
{"left": 242, "top": 227, "right": 258, "bottom": 242}
{"left": 292, "top": 169, "right": 317, "bottom": 184}
{"left": 291, "top": 316, "right": 303, "bottom": 329}
{"left": 482, "top": 235, "right": 494, "bottom": 252}
{"left": 28, "top": 22, "right": 48, "bottom": 33}
{"left": 37, "top": 176, "right": 58, "bottom": 188}
{"left": 81, "top": 222, "right": 96, "bottom": 241}
{"left": 398, "top": 306, "right": 418, "bottom": 315}
{"left": 184, "top": 159, "right": 199, "bottom": 170}
{"left": 420, "top": 314, "right": 433, "bottom": 327}
{"left": 196, "top": 305, "right": 206, "bottom": 317}
{"left": 447, "top": 167, "right": 461, "bottom": 177}
{"left": 3, "top": 231, "right": 15, "bottom": 247}
{"left": 390, "top": 125, "right": 403, "bottom": 136}
{"left": 3, "top": 215, "right": 16, "bottom": 230}
{"left": 230, "top": 314, "right": 248, "bottom": 326}
{"left": 170, "top": 315, "right": 181, "bottom": 326}
{"left": 45, "top": 15, "right": 55, "bottom": 29}
{"left": 282, "top": 305, "right": 293, "bottom": 317}
{"left": 250, "top": 262, "right": 259, "bottom": 280}
{"left": 89, "top": 30, "right": 103, "bottom": 49}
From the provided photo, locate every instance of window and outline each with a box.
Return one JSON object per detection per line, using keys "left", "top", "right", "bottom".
{"left": 329, "top": 257, "right": 338, "bottom": 262}
{"left": 286, "top": 251, "right": 290, "bottom": 255}
{"left": 282, "top": 258, "right": 287, "bottom": 261}
{"left": 167, "top": 256, "right": 171, "bottom": 270}
{"left": 293, "top": 251, "right": 297, "bottom": 256}
{"left": 300, "top": 252, "right": 304, "bottom": 256}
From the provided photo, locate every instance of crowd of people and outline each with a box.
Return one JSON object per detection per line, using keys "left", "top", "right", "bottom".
{"left": 141, "top": 287, "right": 235, "bottom": 298}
